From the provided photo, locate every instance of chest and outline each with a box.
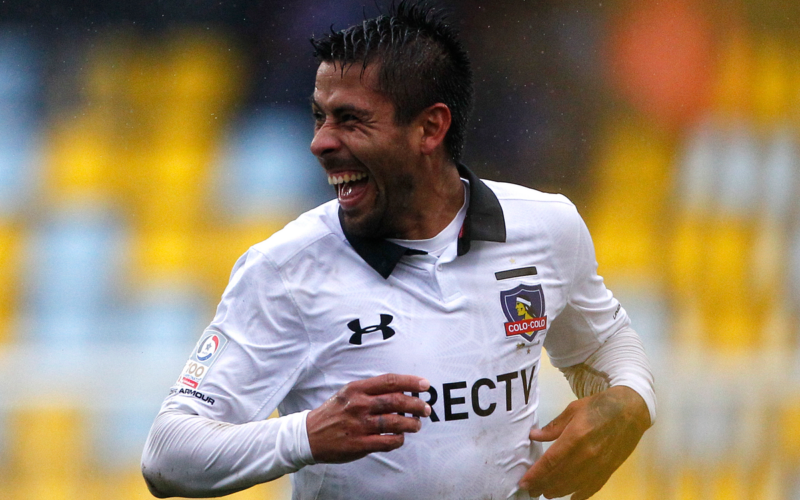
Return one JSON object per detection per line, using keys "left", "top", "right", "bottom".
{"left": 288, "top": 241, "right": 572, "bottom": 413}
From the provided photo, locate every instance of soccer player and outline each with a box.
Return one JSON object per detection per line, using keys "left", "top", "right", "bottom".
{"left": 141, "top": 2, "right": 655, "bottom": 499}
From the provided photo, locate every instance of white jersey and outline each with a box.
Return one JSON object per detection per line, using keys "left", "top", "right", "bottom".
{"left": 160, "top": 165, "right": 630, "bottom": 500}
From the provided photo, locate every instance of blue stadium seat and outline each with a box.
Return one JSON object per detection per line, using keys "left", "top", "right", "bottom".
{"left": 0, "top": 29, "right": 42, "bottom": 218}
{"left": 133, "top": 283, "right": 207, "bottom": 347}
{"left": 22, "top": 205, "right": 130, "bottom": 344}
{"left": 215, "top": 107, "right": 332, "bottom": 221}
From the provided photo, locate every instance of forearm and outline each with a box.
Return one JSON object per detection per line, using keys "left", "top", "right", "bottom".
{"left": 141, "top": 409, "right": 314, "bottom": 498}
{"left": 559, "top": 326, "right": 656, "bottom": 426}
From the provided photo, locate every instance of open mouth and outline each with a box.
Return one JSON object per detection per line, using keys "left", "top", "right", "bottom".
{"left": 328, "top": 171, "right": 370, "bottom": 209}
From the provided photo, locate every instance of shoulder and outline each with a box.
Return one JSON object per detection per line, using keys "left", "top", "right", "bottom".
{"left": 483, "top": 179, "right": 580, "bottom": 223}
{"left": 228, "top": 200, "right": 352, "bottom": 291}
{"left": 249, "top": 200, "right": 343, "bottom": 267}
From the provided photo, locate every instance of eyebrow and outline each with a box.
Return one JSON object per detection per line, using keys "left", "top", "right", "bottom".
{"left": 310, "top": 98, "right": 370, "bottom": 119}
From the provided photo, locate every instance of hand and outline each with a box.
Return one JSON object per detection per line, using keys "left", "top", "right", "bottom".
{"left": 306, "top": 373, "right": 432, "bottom": 463}
{"left": 519, "top": 386, "right": 651, "bottom": 500}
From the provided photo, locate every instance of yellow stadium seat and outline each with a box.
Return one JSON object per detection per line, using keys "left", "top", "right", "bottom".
{"left": 162, "top": 29, "right": 244, "bottom": 109}
{"left": 130, "top": 222, "right": 285, "bottom": 292}
{"left": 9, "top": 407, "right": 87, "bottom": 500}
{"left": 135, "top": 144, "right": 211, "bottom": 232}
{"left": 712, "top": 33, "right": 753, "bottom": 118}
{"left": 43, "top": 112, "right": 116, "bottom": 205}
{"left": 84, "top": 37, "right": 134, "bottom": 105}
{"left": 780, "top": 400, "right": 800, "bottom": 462}
{"left": 111, "top": 31, "right": 245, "bottom": 236}
{"left": 226, "top": 478, "right": 291, "bottom": 500}
{"left": 749, "top": 219, "right": 787, "bottom": 304}
{"left": 192, "top": 223, "right": 287, "bottom": 298}
{"left": 752, "top": 37, "right": 791, "bottom": 124}
{"left": 758, "top": 301, "right": 793, "bottom": 353}
{"left": 670, "top": 213, "right": 707, "bottom": 301}
{"left": 40, "top": 36, "right": 141, "bottom": 211}
{"left": 709, "top": 463, "right": 747, "bottom": 500}
{"left": 106, "top": 469, "right": 289, "bottom": 500}
{"left": 791, "top": 43, "right": 800, "bottom": 125}
{"left": 133, "top": 229, "right": 195, "bottom": 282}
{"left": 701, "top": 218, "right": 758, "bottom": 352}
{"left": 0, "top": 224, "right": 22, "bottom": 344}
{"left": 588, "top": 117, "right": 673, "bottom": 282}
{"left": 749, "top": 459, "right": 784, "bottom": 500}
{"left": 675, "top": 466, "right": 703, "bottom": 500}
{"left": 590, "top": 448, "right": 648, "bottom": 500}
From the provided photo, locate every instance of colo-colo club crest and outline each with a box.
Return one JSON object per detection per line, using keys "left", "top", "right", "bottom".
{"left": 500, "top": 284, "right": 547, "bottom": 342}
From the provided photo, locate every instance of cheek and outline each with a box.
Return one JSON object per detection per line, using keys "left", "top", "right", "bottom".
{"left": 354, "top": 137, "right": 401, "bottom": 166}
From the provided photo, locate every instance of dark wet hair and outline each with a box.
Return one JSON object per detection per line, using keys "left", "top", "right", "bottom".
{"left": 311, "top": 1, "right": 474, "bottom": 162}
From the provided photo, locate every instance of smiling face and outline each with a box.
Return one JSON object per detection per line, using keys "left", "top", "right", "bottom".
{"left": 310, "top": 62, "right": 422, "bottom": 239}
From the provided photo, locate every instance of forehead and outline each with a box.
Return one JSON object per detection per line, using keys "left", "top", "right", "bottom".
{"left": 313, "top": 62, "right": 392, "bottom": 110}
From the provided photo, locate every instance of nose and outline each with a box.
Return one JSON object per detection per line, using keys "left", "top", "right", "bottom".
{"left": 310, "top": 123, "right": 341, "bottom": 158}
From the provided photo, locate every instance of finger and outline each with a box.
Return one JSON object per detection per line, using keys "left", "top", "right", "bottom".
{"left": 519, "top": 449, "right": 559, "bottom": 495}
{"left": 570, "top": 477, "right": 607, "bottom": 500}
{"left": 356, "top": 373, "right": 430, "bottom": 395}
{"left": 524, "top": 435, "right": 610, "bottom": 498}
{"left": 366, "top": 413, "right": 422, "bottom": 435}
{"left": 361, "top": 433, "right": 406, "bottom": 454}
{"left": 537, "top": 464, "right": 594, "bottom": 500}
{"left": 529, "top": 411, "right": 572, "bottom": 443}
{"left": 519, "top": 435, "right": 577, "bottom": 494}
{"left": 371, "top": 392, "right": 431, "bottom": 418}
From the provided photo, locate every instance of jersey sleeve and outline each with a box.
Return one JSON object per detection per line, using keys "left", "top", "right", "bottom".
{"left": 142, "top": 247, "right": 317, "bottom": 497}
{"left": 162, "top": 246, "right": 312, "bottom": 424}
{"left": 544, "top": 209, "right": 630, "bottom": 368}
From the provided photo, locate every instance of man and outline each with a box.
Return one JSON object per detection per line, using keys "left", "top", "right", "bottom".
{"left": 516, "top": 297, "right": 535, "bottom": 320}
{"left": 141, "top": 2, "right": 656, "bottom": 499}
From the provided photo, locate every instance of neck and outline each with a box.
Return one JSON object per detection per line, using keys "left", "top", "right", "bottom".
{"left": 398, "top": 159, "right": 464, "bottom": 240}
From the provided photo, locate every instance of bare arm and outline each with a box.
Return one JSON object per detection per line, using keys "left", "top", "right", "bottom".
{"left": 520, "top": 386, "right": 649, "bottom": 500}
{"left": 519, "top": 327, "right": 655, "bottom": 499}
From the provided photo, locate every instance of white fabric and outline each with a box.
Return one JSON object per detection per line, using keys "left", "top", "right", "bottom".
{"left": 560, "top": 326, "right": 657, "bottom": 425}
{"left": 141, "top": 179, "right": 636, "bottom": 500}
{"left": 142, "top": 410, "right": 313, "bottom": 497}
{"left": 542, "top": 211, "right": 629, "bottom": 368}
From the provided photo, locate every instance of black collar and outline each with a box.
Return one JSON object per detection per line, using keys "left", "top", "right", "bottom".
{"left": 339, "top": 163, "right": 506, "bottom": 279}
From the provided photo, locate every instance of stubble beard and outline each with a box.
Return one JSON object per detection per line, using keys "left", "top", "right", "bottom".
{"left": 343, "top": 171, "right": 416, "bottom": 239}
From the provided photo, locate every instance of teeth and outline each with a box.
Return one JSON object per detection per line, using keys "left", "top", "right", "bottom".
{"left": 328, "top": 172, "right": 366, "bottom": 185}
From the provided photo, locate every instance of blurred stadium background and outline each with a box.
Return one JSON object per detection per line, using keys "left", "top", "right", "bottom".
{"left": 0, "top": 0, "right": 798, "bottom": 498}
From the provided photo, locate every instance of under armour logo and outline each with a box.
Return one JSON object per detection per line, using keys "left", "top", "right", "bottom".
{"left": 347, "top": 314, "right": 395, "bottom": 345}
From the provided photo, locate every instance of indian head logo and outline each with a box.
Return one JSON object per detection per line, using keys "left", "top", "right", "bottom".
{"left": 500, "top": 284, "right": 547, "bottom": 342}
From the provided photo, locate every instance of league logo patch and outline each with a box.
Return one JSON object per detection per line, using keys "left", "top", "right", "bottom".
{"left": 175, "top": 329, "right": 229, "bottom": 390}
{"left": 197, "top": 333, "right": 221, "bottom": 361}
{"left": 500, "top": 284, "right": 547, "bottom": 342}
{"left": 191, "top": 330, "right": 228, "bottom": 364}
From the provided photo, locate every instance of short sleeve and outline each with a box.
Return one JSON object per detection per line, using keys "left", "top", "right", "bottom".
{"left": 161, "top": 247, "right": 311, "bottom": 424}
{"left": 544, "top": 210, "right": 630, "bottom": 368}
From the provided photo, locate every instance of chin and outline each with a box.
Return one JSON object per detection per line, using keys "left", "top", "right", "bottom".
{"left": 341, "top": 212, "right": 381, "bottom": 238}
{"left": 343, "top": 209, "right": 401, "bottom": 239}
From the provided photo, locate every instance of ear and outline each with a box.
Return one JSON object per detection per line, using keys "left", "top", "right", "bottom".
{"left": 418, "top": 103, "right": 452, "bottom": 156}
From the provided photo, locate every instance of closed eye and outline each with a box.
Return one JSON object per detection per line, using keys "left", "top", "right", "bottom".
{"left": 312, "top": 110, "right": 325, "bottom": 128}
{"left": 338, "top": 112, "right": 361, "bottom": 125}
